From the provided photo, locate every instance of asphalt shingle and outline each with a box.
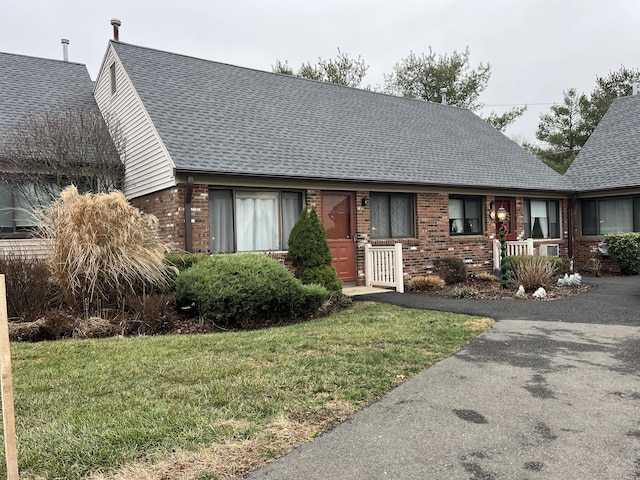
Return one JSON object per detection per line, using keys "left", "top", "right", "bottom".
{"left": 0, "top": 52, "right": 96, "bottom": 139}
{"left": 112, "top": 42, "right": 573, "bottom": 192}
{"left": 566, "top": 94, "right": 640, "bottom": 192}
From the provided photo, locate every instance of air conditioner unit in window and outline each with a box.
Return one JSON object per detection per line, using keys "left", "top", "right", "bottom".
{"left": 539, "top": 244, "right": 559, "bottom": 256}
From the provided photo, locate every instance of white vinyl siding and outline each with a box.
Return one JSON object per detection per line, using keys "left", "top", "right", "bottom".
{"left": 93, "top": 45, "right": 176, "bottom": 199}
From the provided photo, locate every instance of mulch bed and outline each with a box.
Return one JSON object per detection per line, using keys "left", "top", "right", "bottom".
{"left": 411, "top": 278, "right": 593, "bottom": 301}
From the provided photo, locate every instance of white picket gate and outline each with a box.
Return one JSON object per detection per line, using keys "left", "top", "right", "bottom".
{"left": 364, "top": 243, "right": 404, "bottom": 293}
{"left": 493, "top": 238, "right": 534, "bottom": 269}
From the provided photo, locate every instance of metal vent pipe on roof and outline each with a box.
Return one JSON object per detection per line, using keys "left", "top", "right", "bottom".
{"left": 440, "top": 87, "right": 448, "bottom": 105}
{"left": 61, "top": 38, "right": 69, "bottom": 62}
{"left": 111, "top": 18, "right": 121, "bottom": 41}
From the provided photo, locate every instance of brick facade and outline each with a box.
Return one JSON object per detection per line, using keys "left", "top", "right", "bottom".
{"left": 570, "top": 202, "right": 621, "bottom": 275}
{"left": 132, "top": 184, "right": 578, "bottom": 285}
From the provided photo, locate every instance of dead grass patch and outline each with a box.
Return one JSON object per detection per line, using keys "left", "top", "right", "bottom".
{"left": 89, "top": 400, "right": 357, "bottom": 480}
{"left": 463, "top": 318, "right": 495, "bottom": 331}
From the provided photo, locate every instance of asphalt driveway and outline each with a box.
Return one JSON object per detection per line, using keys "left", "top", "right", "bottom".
{"left": 246, "top": 276, "right": 640, "bottom": 479}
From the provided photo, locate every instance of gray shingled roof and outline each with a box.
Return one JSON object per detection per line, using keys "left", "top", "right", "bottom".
{"left": 565, "top": 94, "right": 640, "bottom": 192}
{"left": 113, "top": 41, "right": 572, "bottom": 192}
{"left": 0, "top": 52, "right": 96, "bottom": 139}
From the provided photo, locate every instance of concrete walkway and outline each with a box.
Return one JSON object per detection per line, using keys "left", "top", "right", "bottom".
{"left": 247, "top": 276, "right": 640, "bottom": 479}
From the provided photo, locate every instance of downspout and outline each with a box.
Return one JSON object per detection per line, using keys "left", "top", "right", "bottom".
{"left": 568, "top": 193, "right": 577, "bottom": 268}
{"left": 185, "top": 176, "right": 194, "bottom": 253}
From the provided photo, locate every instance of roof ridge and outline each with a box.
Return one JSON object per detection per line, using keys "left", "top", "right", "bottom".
{"left": 0, "top": 50, "right": 87, "bottom": 68}
{"left": 111, "top": 40, "right": 464, "bottom": 111}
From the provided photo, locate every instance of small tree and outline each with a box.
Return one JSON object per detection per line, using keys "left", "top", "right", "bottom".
{"left": 273, "top": 48, "right": 369, "bottom": 88}
{"left": 287, "top": 208, "right": 342, "bottom": 292}
{"left": 0, "top": 107, "right": 125, "bottom": 207}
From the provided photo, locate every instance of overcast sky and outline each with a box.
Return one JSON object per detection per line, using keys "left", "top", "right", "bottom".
{"left": 3, "top": 0, "right": 639, "bottom": 143}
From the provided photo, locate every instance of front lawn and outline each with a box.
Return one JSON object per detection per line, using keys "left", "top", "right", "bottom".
{"left": 4, "top": 302, "right": 493, "bottom": 479}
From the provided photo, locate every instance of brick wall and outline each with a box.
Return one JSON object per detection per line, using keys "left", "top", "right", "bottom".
{"left": 351, "top": 192, "right": 571, "bottom": 286}
{"left": 129, "top": 184, "right": 210, "bottom": 253}
{"left": 131, "top": 184, "right": 575, "bottom": 283}
{"left": 570, "top": 202, "right": 620, "bottom": 274}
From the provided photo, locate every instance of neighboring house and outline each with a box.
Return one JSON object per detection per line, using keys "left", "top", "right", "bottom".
{"left": 565, "top": 93, "right": 640, "bottom": 273}
{"left": 92, "top": 40, "right": 575, "bottom": 284}
{"left": 0, "top": 51, "right": 98, "bottom": 256}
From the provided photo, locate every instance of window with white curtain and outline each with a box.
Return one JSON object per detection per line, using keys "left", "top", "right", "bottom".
{"left": 449, "top": 196, "right": 482, "bottom": 235}
{"left": 370, "top": 193, "right": 414, "bottom": 238}
{"left": 209, "top": 189, "right": 303, "bottom": 252}
{"left": 524, "top": 199, "right": 560, "bottom": 239}
{"left": 581, "top": 197, "right": 639, "bottom": 236}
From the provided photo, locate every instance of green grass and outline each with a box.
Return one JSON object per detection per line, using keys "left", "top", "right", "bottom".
{"left": 3, "top": 303, "right": 493, "bottom": 479}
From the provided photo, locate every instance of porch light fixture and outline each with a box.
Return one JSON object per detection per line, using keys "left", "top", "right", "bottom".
{"left": 497, "top": 205, "right": 508, "bottom": 222}
{"left": 489, "top": 201, "right": 495, "bottom": 220}
{"left": 361, "top": 197, "right": 370, "bottom": 207}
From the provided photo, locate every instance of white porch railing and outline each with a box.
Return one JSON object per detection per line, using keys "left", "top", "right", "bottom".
{"left": 364, "top": 243, "right": 404, "bottom": 293}
{"left": 493, "top": 238, "right": 534, "bottom": 269}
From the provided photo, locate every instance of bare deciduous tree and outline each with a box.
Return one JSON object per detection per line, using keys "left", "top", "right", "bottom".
{"left": 0, "top": 107, "right": 125, "bottom": 209}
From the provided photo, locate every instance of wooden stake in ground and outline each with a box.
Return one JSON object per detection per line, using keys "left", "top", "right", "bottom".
{"left": 0, "top": 275, "right": 19, "bottom": 479}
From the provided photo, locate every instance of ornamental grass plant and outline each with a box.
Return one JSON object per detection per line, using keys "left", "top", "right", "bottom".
{"left": 509, "top": 255, "right": 554, "bottom": 291}
{"left": 38, "top": 186, "right": 174, "bottom": 313}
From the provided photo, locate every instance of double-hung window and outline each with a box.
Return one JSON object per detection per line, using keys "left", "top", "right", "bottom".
{"left": 449, "top": 196, "right": 482, "bottom": 235}
{"left": 209, "top": 189, "right": 303, "bottom": 252}
{"left": 524, "top": 199, "right": 560, "bottom": 239}
{"left": 581, "top": 196, "right": 640, "bottom": 235}
{"left": 370, "top": 193, "right": 414, "bottom": 238}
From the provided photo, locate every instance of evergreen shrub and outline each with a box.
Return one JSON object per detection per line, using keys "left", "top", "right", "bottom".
{"left": 175, "top": 253, "right": 329, "bottom": 328}
{"left": 287, "top": 208, "right": 342, "bottom": 292}
{"left": 164, "top": 253, "right": 209, "bottom": 272}
{"left": 604, "top": 232, "right": 640, "bottom": 274}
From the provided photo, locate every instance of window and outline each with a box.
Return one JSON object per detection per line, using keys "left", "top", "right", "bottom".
{"left": 581, "top": 196, "right": 640, "bottom": 235}
{"left": 449, "top": 196, "right": 482, "bottom": 235}
{"left": 524, "top": 199, "right": 560, "bottom": 239}
{"left": 110, "top": 63, "right": 117, "bottom": 95}
{"left": 209, "top": 189, "right": 303, "bottom": 252}
{"left": 0, "top": 182, "right": 55, "bottom": 237}
{"left": 370, "top": 193, "right": 414, "bottom": 238}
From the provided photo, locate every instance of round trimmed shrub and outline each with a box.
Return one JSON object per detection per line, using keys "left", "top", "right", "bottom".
{"left": 433, "top": 257, "right": 467, "bottom": 284}
{"left": 175, "top": 253, "right": 329, "bottom": 328}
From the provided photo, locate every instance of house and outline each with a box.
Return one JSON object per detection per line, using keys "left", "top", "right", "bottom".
{"left": 0, "top": 50, "right": 100, "bottom": 256}
{"left": 91, "top": 39, "right": 575, "bottom": 285}
{"left": 6, "top": 34, "right": 633, "bottom": 285}
{"left": 565, "top": 93, "right": 640, "bottom": 273}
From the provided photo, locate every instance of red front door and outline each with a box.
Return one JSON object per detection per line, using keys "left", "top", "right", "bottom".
{"left": 495, "top": 197, "right": 516, "bottom": 241}
{"left": 321, "top": 192, "right": 356, "bottom": 281}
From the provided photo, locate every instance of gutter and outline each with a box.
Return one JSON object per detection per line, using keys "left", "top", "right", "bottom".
{"left": 184, "top": 176, "right": 194, "bottom": 252}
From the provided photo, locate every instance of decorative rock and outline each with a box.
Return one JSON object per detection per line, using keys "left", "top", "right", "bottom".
{"left": 533, "top": 287, "right": 547, "bottom": 298}
{"left": 516, "top": 285, "right": 526, "bottom": 298}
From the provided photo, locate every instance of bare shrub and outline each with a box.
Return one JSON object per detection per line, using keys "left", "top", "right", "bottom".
{"left": 408, "top": 275, "right": 445, "bottom": 291}
{"left": 0, "top": 252, "right": 55, "bottom": 321}
{"left": 510, "top": 256, "right": 554, "bottom": 291}
{"left": 38, "top": 186, "right": 174, "bottom": 313}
